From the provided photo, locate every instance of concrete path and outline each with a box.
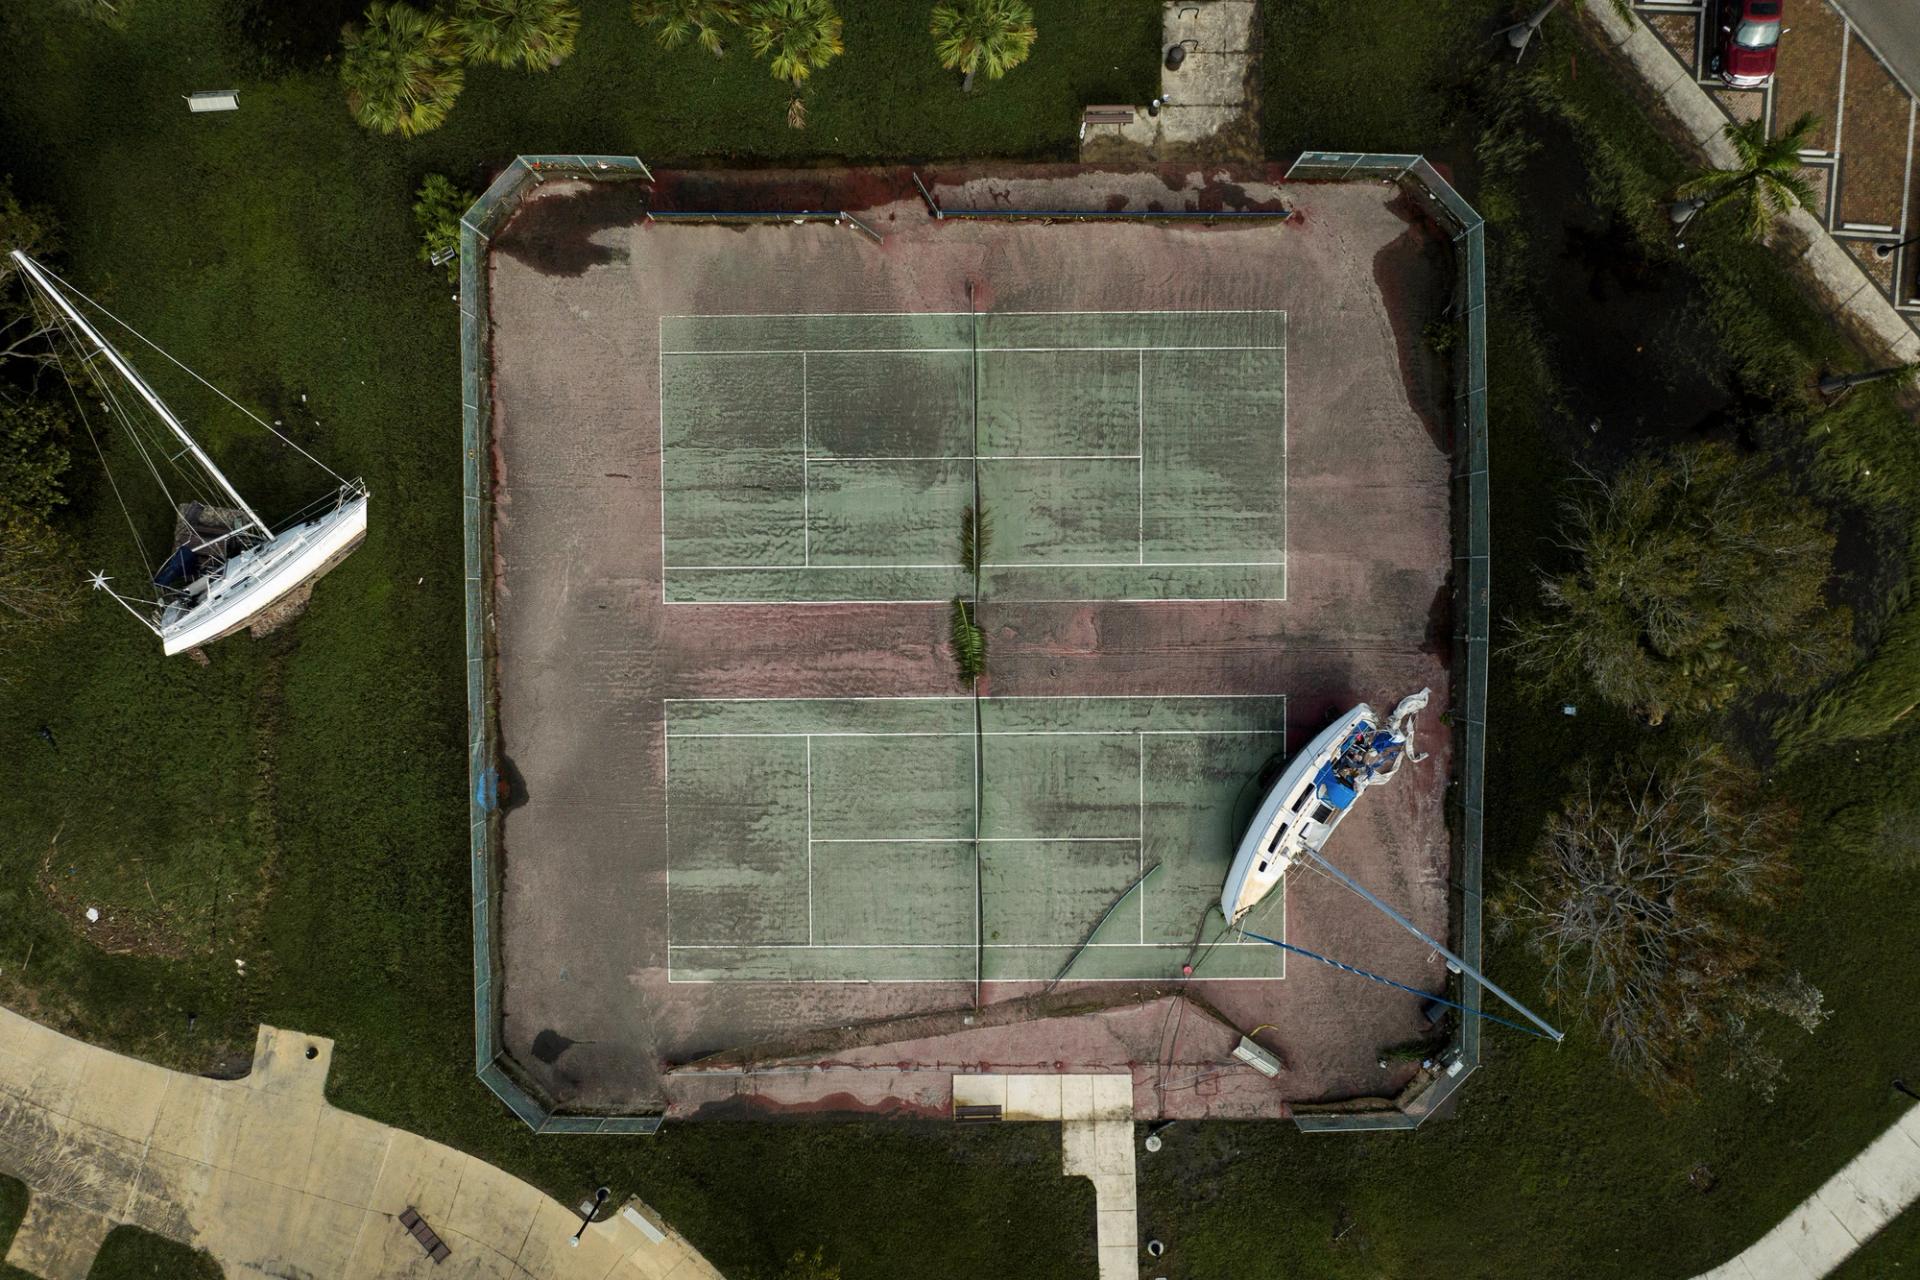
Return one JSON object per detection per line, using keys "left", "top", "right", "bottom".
{"left": 1584, "top": 1, "right": 1920, "bottom": 364}
{"left": 0, "top": 1006, "right": 725, "bottom": 1280}
{"left": 952, "top": 1074, "right": 1139, "bottom": 1280}
{"left": 1080, "top": 0, "right": 1258, "bottom": 161}
{"left": 1695, "top": 1101, "right": 1920, "bottom": 1278}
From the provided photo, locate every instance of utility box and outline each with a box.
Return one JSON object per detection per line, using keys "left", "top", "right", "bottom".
{"left": 186, "top": 91, "right": 239, "bottom": 113}
{"left": 1232, "top": 1036, "right": 1282, "bottom": 1078}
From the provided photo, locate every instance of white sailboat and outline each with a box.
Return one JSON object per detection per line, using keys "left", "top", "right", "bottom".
{"left": 10, "top": 250, "right": 368, "bottom": 656}
{"left": 1219, "top": 688, "right": 1430, "bottom": 925}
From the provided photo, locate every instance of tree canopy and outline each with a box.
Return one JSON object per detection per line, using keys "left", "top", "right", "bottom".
{"left": 455, "top": 0, "right": 579, "bottom": 71}
{"left": 742, "top": 0, "right": 843, "bottom": 85}
{"left": 931, "top": 0, "right": 1037, "bottom": 91}
{"left": 1493, "top": 743, "right": 1823, "bottom": 1098}
{"left": 340, "top": 2, "right": 466, "bottom": 137}
{"left": 633, "top": 0, "right": 742, "bottom": 55}
{"left": 1680, "top": 113, "right": 1820, "bottom": 242}
{"left": 1510, "top": 441, "right": 1848, "bottom": 723}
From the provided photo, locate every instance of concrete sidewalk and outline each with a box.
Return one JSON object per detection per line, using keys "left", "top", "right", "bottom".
{"left": 0, "top": 1006, "right": 725, "bottom": 1280}
{"left": 1694, "top": 1101, "right": 1920, "bottom": 1278}
{"left": 1583, "top": 1, "right": 1920, "bottom": 365}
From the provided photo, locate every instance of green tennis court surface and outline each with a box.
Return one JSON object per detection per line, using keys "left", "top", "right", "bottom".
{"left": 659, "top": 310, "right": 1287, "bottom": 603}
{"left": 664, "top": 695, "right": 1290, "bottom": 982}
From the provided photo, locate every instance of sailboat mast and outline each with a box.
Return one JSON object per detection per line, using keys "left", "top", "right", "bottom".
{"left": 9, "top": 250, "right": 269, "bottom": 537}
{"left": 1302, "top": 846, "right": 1565, "bottom": 1042}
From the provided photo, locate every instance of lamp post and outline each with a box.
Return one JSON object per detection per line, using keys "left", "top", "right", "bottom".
{"left": 569, "top": 1187, "right": 610, "bottom": 1248}
{"left": 1896, "top": 1078, "right": 1920, "bottom": 1103}
{"left": 1874, "top": 232, "right": 1920, "bottom": 259}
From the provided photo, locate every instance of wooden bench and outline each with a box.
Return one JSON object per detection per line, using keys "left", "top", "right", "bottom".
{"left": 1082, "top": 105, "right": 1136, "bottom": 125}
{"left": 399, "top": 1207, "right": 451, "bottom": 1263}
{"left": 954, "top": 1103, "right": 1004, "bottom": 1122}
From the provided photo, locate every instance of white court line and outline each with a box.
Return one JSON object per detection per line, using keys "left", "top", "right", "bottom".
{"left": 1137, "top": 349, "right": 1146, "bottom": 567}
{"left": 1138, "top": 733, "right": 1147, "bottom": 944}
{"left": 662, "top": 720, "right": 671, "bottom": 946}
{"left": 668, "top": 941, "right": 1271, "bottom": 949}
{"left": 669, "top": 729, "right": 1283, "bottom": 739}
{"left": 805, "top": 734, "right": 813, "bottom": 945}
{"left": 665, "top": 596, "right": 1291, "bottom": 605}
{"left": 811, "top": 453, "right": 1140, "bottom": 463}
{"left": 662, "top": 345, "right": 1287, "bottom": 355}
{"left": 810, "top": 836, "right": 1140, "bottom": 844}
{"left": 665, "top": 693, "right": 1288, "bottom": 702}
{"left": 666, "top": 560, "right": 1286, "bottom": 570}
{"left": 801, "top": 351, "right": 809, "bottom": 565}
{"left": 664, "top": 308, "right": 1288, "bottom": 318}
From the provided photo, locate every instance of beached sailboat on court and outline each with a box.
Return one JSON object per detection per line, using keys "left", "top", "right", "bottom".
{"left": 1220, "top": 688, "right": 1431, "bottom": 926}
{"left": 9, "top": 251, "right": 368, "bottom": 656}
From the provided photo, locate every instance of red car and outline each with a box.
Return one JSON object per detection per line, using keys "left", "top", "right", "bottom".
{"left": 1711, "top": 0, "right": 1784, "bottom": 88}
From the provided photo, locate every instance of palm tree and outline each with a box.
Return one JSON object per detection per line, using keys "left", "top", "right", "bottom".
{"left": 1678, "top": 113, "right": 1821, "bottom": 241}
{"left": 455, "top": 0, "right": 579, "bottom": 71}
{"left": 633, "top": 0, "right": 741, "bottom": 56}
{"left": 340, "top": 2, "right": 466, "bottom": 137}
{"left": 742, "top": 0, "right": 843, "bottom": 86}
{"left": 931, "top": 0, "right": 1036, "bottom": 91}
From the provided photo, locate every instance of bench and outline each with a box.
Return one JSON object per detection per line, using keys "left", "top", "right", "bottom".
{"left": 398, "top": 1207, "right": 451, "bottom": 1263}
{"left": 1078, "top": 105, "right": 1136, "bottom": 138}
{"left": 954, "top": 1103, "right": 1004, "bottom": 1122}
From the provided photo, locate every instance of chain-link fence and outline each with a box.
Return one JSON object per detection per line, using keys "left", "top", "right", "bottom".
{"left": 462, "top": 155, "right": 1485, "bottom": 1134}
{"left": 1285, "top": 152, "right": 1489, "bottom": 1134}
{"left": 461, "top": 155, "right": 661, "bottom": 1136}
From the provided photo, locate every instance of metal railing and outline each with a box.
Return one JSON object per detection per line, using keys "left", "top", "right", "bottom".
{"left": 1283, "top": 152, "right": 1489, "bottom": 1133}
{"left": 460, "top": 155, "right": 662, "bottom": 1135}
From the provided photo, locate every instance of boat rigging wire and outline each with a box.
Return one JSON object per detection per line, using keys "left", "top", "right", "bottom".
{"left": 1235, "top": 927, "right": 1557, "bottom": 1040}
{"left": 28, "top": 259, "right": 348, "bottom": 486}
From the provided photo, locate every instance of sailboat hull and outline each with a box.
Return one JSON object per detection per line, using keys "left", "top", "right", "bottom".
{"left": 159, "top": 493, "right": 368, "bottom": 655}
{"left": 1219, "top": 706, "right": 1373, "bottom": 925}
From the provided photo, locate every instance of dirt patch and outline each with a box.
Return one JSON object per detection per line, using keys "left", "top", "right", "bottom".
{"left": 1773, "top": 0, "right": 1846, "bottom": 152}
{"left": 1837, "top": 35, "right": 1912, "bottom": 228}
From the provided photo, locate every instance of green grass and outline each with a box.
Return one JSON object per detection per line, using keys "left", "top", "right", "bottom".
{"left": 86, "top": 1227, "right": 223, "bottom": 1280}
{"left": 5, "top": 1, "right": 1920, "bottom": 1278}
{"left": 1832, "top": 1192, "right": 1920, "bottom": 1279}
{"left": 0, "top": 2, "right": 1137, "bottom": 1277}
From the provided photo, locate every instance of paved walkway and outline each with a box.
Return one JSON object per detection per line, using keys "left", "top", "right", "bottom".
{"left": 0, "top": 1007, "right": 725, "bottom": 1280}
{"left": 1695, "top": 1101, "right": 1920, "bottom": 1278}
{"left": 1080, "top": 0, "right": 1258, "bottom": 161}
{"left": 953, "top": 1074, "right": 1139, "bottom": 1280}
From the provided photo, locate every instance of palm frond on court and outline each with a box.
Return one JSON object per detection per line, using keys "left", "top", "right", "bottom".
{"left": 454, "top": 0, "right": 579, "bottom": 71}
{"left": 1678, "top": 113, "right": 1820, "bottom": 241}
{"left": 743, "top": 0, "right": 843, "bottom": 86}
{"left": 340, "top": 1, "right": 466, "bottom": 137}
{"left": 633, "top": 0, "right": 741, "bottom": 55}
{"left": 960, "top": 504, "right": 991, "bottom": 576}
{"left": 930, "top": 0, "right": 1037, "bottom": 92}
{"left": 949, "top": 597, "right": 988, "bottom": 683}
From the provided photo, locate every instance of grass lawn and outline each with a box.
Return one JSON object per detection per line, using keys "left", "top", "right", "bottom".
{"left": 0, "top": 2, "right": 1142, "bottom": 1277}
{"left": 3, "top": 0, "right": 1920, "bottom": 1278}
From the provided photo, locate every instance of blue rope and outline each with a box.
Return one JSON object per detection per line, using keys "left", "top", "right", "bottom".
{"left": 1236, "top": 929, "right": 1557, "bottom": 1041}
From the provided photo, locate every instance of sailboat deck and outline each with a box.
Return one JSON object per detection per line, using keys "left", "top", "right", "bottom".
{"left": 483, "top": 167, "right": 1454, "bottom": 1118}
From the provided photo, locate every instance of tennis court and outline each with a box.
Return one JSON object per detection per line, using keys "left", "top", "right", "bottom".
{"left": 665, "top": 694, "right": 1290, "bottom": 981}
{"left": 659, "top": 310, "right": 1287, "bottom": 603}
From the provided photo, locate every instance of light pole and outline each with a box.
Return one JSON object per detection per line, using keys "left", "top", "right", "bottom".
{"left": 1874, "top": 232, "right": 1920, "bottom": 259}
{"left": 1896, "top": 1078, "right": 1920, "bottom": 1103}
{"left": 1670, "top": 196, "right": 1708, "bottom": 248}
{"left": 569, "top": 1187, "right": 609, "bottom": 1248}
{"left": 1817, "top": 364, "right": 1915, "bottom": 397}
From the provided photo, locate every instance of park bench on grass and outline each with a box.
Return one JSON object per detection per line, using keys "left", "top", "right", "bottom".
{"left": 399, "top": 1207, "right": 451, "bottom": 1263}
{"left": 1079, "top": 105, "right": 1137, "bottom": 138}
